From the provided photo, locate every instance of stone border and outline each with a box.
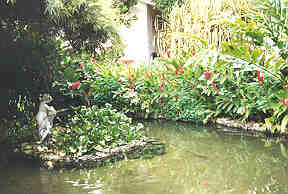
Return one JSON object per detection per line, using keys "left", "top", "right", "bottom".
{"left": 215, "top": 117, "right": 263, "bottom": 131}
{"left": 21, "top": 138, "right": 165, "bottom": 170}
{"left": 214, "top": 117, "right": 288, "bottom": 140}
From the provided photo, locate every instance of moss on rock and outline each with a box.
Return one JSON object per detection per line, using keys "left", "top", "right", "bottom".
{"left": 20, "top": 138, "right": 165, "bottom": 170}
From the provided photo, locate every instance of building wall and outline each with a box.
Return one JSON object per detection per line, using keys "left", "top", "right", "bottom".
{"left": 119, "top": 2, "right": 154, "bottom": 64}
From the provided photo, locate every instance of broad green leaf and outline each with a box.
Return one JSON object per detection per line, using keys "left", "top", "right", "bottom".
{"left": 280, "top": 144, "right": 288, "bottom": 160}
{"left": 280, "top": 113, "right": 288, "bottom": 132}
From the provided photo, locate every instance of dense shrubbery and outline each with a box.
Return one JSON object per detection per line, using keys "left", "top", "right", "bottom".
{"left": 53, "top": 51, "right": 208, "bottom": 122}
{"left": 50, "top": 104, "right": 144, "bottom": 157}
{"left": 5, "top": 0, "right": 288, "bottom": 158}
{"left": 51, "top": 0, "right": 288, "bottom": 135}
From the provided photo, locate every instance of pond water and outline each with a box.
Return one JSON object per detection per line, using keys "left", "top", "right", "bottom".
{"left": 1, "top": 121, "right": 288, "bottom": 194}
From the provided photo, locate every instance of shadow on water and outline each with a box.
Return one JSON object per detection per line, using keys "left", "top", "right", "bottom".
{"left": 0, "top": 143, "right": 8, "bottom": 169}
{"left": 1, "top": 121, "right": 288, "bottom": 194}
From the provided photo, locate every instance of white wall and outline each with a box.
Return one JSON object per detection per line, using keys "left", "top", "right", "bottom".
{"left": 119, "top": 2, "right": 153, "bottom": 63}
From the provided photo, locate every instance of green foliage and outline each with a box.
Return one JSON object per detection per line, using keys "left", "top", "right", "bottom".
{"left": 2, "top": 28, "right": 62, "bottom": 132}
{"left": 163, "top": 92, "right": 206, "bottom": 122}
{"left": 112, "top": 0, "right": 138, "bottom": 26}
{"left": 154, "top": 0, "right": 252, "bottom": 57}
{"left": 170, "top": 0, "right": 288, "bottom": 133}
{"left": 7, "top": 94, "right": 38, "bottom": 142}
{"left": 44, "top": 0, "right": 123, "bottom": 53}
{"left": 50, "top": 104, "right": 144, "bottom": 157}
{"left": 253, "top": 0, "right": 288, "bottom": 59}
{"left": 0, "top": 0, "right": 124, "bottom": 54}
{"left": 153, "top": 0, "right": 182, "bottom": 10}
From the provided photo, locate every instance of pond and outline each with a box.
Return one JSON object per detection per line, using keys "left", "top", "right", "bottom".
{"left": 1, "top": 121, "right": 288, "bottom": 194}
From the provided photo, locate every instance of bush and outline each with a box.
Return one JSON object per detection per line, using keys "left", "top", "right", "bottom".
{"left": 163, "top": 91, "right": 207, "bottom": 122}
{"left": 50, "top": 104, "right": 144, "bottom": 157}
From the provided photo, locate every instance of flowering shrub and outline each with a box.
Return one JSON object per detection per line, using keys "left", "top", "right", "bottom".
{"left": 174, "top": 0, "right": 288, "bottom": 133}
{"left": 51, "top": 0, "right": 288, "bottom": 135}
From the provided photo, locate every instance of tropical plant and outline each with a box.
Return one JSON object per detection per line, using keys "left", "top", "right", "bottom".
{"left": 153, "top": 0, "right": 182, "bottom": 10}
{"left": 174, "top": 0, "right": 288, "bottom": 133}
{"left": 50, "top": 103, "right": 144, "bottom": 157}
{"left": 154, "top": 0, "right": 252, "bottom": 56}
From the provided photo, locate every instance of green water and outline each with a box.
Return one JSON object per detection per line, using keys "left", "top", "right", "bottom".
{"left": 1, "top": 121, "right": 288, "bottom": 194}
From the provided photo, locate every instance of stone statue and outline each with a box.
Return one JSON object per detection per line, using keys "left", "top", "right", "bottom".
{"left": 36, "top": 94, "right": 56, "bottom": 142}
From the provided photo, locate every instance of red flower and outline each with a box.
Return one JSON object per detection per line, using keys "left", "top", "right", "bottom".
{"left": 283, "top": 85, "right": 286, "bottom": 91}
{"left": 146, "top": 71, "right": 150, "bottom": 79}
{"left": 256, "top": 71, "right": 264, "bottom": 84}
{"left": 281, "top": 98, "right": 288, "bottom": 107}
{"left": 210, "top": 82, "right": 218, "bottom": 91}
{"left": 222, "top": 99, "right": 228, "bottom": 103}
{"left": 159, "top": 87, "right": 163, "bottom": 92}
{"left": 175, "top": 69, "right": 179, "bottom": 75}
{"left": 91, "top": 57, "right": 95, "bottom": 63}
{"left": 121, "top": 59, "right": 134, "bottom": 64}
{"left": 167, "top": 51, "right": 170, "bottom": 58}
{"left": 72, "top": 80, "right": 81, "bottom": 90}
{"left": 150, "top": 72, "right": 153, "bottom": 79}
{"left": 87, "top": 77, "right": 91, "bottom": 80}
{"left": 189, "top": 84, "right": 197, "bottom": 88}
{"left": 118, "top": 78, "right": 123, "bottom": 83}
{"left": 165, "top": 64, "right": 170, "bottom": 71}
{"left": 99, "top": 59, "right": 103, "bottom": 64}
{"left": 79, "top": 63, "right": 83, "bottom": 68}
{"left": 178, "top": 64, "right": 184, "bottom": 74}
{"left": 130, "top": 83, "right": 135, "bottom": 90}
{"left": 204, "top": 72, "right": 211, "bottom": 80}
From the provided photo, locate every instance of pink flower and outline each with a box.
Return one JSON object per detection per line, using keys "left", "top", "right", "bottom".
{"left": 159, "top": 87, "right": 163, "bottom": 92}
{"left": 204, "top": 72, "right": 211, "bottom": 80}
{"left": 79, "top": 63, "right": 83, "bottom": 68}
{"left": 94, "top": 69, "right": 100, "bottom": 74}
{"left": 72, "top": 80, "right": 81, "bottom": 90}
{"left": 87, "top": 77, "right": 91, "bottom": 80}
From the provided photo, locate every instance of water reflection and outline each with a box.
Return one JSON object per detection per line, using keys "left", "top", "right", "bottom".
{"left": 1, "top": 121, "right": 288, "bottom": 194}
